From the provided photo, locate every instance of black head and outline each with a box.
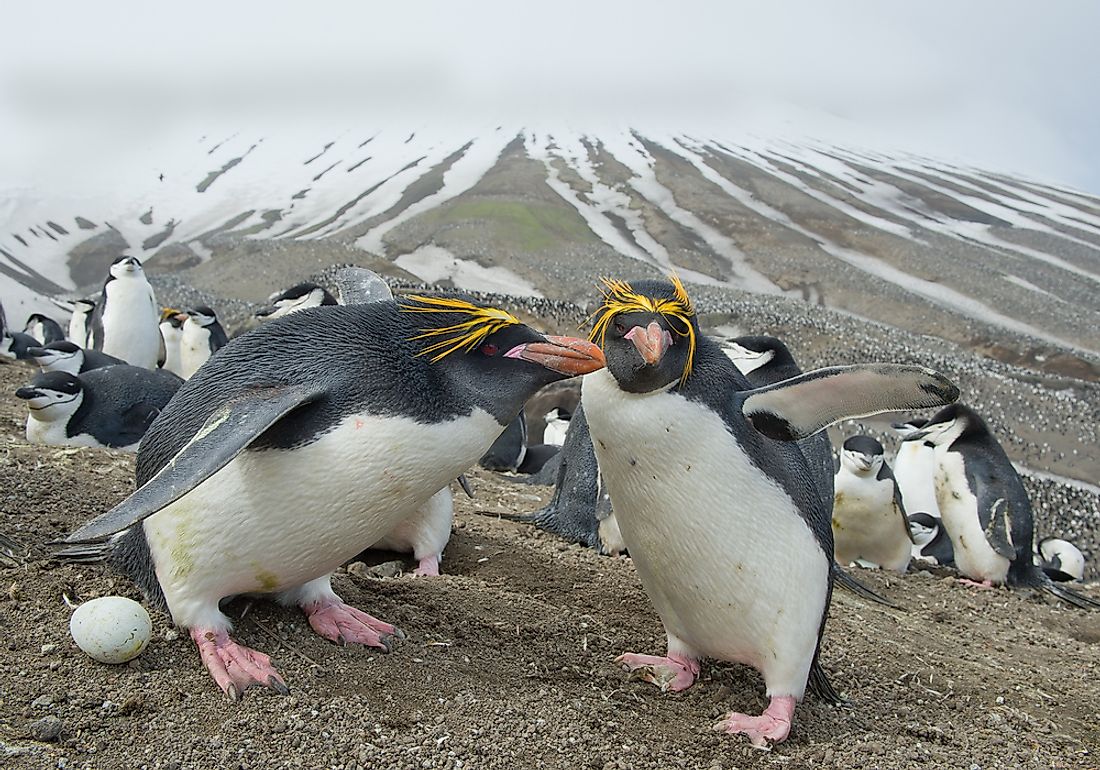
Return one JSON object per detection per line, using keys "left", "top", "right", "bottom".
{"left": 44, "top": 341, "right": 81, "bottom": 354}
{"left": 842, "top": 435, "right": 884, "bottom": 455}
{"left": 400, "top": 294, "right": 605, "bottom": 423}
{"left": 588, "top": 277, "right": 698, "bottom": 394}
{"left": 187, "top": 306, "right": 218, "bottom": 326}
{"left": 256, "top": 282, "right": 338, "bottom": 318}
{"left": 16, "top": 370, "right": 83, "bottom": 403}
{"left": 902, "top": 403, "right": 985, "bottom": 447}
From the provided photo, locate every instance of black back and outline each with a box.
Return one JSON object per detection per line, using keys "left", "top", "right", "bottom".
{"left": 70, "top": 366, "right": 182, "bottom": 447}
{"left": 25, "top": 314, "right": 66, "bottom": 344}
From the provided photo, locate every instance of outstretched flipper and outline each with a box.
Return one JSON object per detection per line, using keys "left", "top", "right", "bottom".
{"left": 62, "top": 382, "right": 328, "bottom": 543}
{"left": 1044, "top": 582, "right": 1100, "bottom": 610}
{"left": 742, "top": 364, "right": 959, "bottom": 442}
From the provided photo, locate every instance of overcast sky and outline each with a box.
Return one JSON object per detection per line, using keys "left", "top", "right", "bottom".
{"left": 2, "top": 0, "right": 1099, "bottom": 193}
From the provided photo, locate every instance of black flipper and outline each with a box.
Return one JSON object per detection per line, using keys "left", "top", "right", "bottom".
{"left": 983, "top": 498, "right": 1018, "bottom": 561}
{"left": 808, "top": 659, "right": 843, "bottom": 705}
{"left": 1044, "top": 581, "right": 1100, "bottom": 610}
{"left": 457, "top": 474, "right": 475, "bottom": 499}
{"left": 62, "top": 382, "right": 327, "bottom": 544}
{"left": 742, "top": 364, "right": 959, "bottom": 442}
{"left": 832, "top": 565, "right": 902, "bottom": 609}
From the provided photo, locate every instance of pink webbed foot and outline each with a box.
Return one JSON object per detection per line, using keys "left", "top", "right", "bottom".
{"left": 411, "top": 554, "right": 440, "bottom": 577}
{"left": 714, "top": 695, "right": 796, "bottom": 749}
{"left": 959, "top": 578, "right": 995, "bottom": 589}
{"left": 615, "top": 652, "right": 699, "bottom": 692}
{"left": 191, "top": 628, "right": 289, "bottom": 701}
{"left": 302, "top": 599, "right": 406, "bottom": 651}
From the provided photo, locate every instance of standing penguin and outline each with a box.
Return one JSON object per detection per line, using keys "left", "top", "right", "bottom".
{"left": 23, "top": 313, "right": 66, "bottom": 344}
{"left": 89, "top": 256, "right": 161, "bottom": 369}
{"left": 179, "top": 306, "right": 229, "bottom": 379}
{"left": 542, "top": 408, "right": 571, "bottom": 446}
{"left": 158, "top": 308, "right": 187, "bottom": 378}
{"left": 904, "top": 404, "right": 1098, "bottom": 608}
{"left": 28, "top": 341, "right": 126, "bottom": 374}
{"left": 68, "top": 298, "right": 97, "bottom": 346}
{"left": 581, "top": 277, "right": 958, "bottom": 747}
{"left": 16, "top": 367, "right": 182, "bottom": 451}
{"left": 255, "top": 282, "right": 338, "bottom": 319}
{"left": 58, "top": 295, "right": 604, "bottom": 698}
{"left": 832, "top": 436, "right": 912, "bottom": 573}
{"left": 479, "top": 411, "right": 528, "bottom": 471}
{"left": 891, "top": 418, "right": 942, "bottom": 518}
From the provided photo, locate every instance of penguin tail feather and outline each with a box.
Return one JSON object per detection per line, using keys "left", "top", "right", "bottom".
{"left": 808, "top": 660, "right": 844, "bottom": 705}
{"left": 1044, "top": 581, "right": 1100, "bottom": 610}
{"left": 53, "top": 542, "right": 111, "bottom": 563}
{"left": 832, "top": 566, "right": 902, "bottom": 610}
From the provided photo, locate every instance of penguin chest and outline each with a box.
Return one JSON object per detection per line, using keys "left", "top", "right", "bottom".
{"left": 179, "top": 329, "right": 211, "bottom": 377}
{"left": 142, "top": 408, "right": 500, "bottom": 618}
{"left": 934, "top": 450, "right": 1009, "bottom": 584}
{"left": 101, "top": 282, "right": 159, "bottom": 367}
{"left": 894, "top": 445, "right": 941, "bottom": 516}
{"left": 582, "top": 371, "right": 828, "bottom": 685}
{"left": 832, "top": 473, "right": 909, "bottom": 571}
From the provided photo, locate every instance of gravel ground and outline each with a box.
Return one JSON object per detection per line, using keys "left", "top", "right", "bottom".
{"left": 1, "top": 359, "right": 1099, "bottom": 770}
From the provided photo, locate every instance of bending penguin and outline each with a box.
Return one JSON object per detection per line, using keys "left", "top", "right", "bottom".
{"left": 904, "top": 404, "right": 1098, "bottom": 608}
{"left": 580, "top": 277, "right": 959, "bottom": 747}
{"left": 1034, "top": 537, "right": 1085, "bottom": 583}
{"left": 179, "top": 305, "right": 229, "bottom": 379}
{"left": 58, "top": 292, "right": 604, "bottom": 699}
{"left": 16, "top": 366, "right": 182, "bottom": 451}
{"left": 832, "top": 435, "right": 912, "bottom": 573}
{"left": 89, "top": 255, "right": 161, "bottom": 369}
{"left": 23, "top": 313, "right": 66, "bottom": 344}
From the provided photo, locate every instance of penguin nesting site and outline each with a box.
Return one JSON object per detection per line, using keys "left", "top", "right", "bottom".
{"left": 1, "top": 263, "right": 1099, "bottom": 770}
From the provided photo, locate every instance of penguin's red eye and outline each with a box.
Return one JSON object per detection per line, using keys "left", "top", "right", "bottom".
{"left": 614, "top": 321, "right": 626, "bottom": 334}
{"left": 481, "top": 343, "right": 499, "bottom": 356}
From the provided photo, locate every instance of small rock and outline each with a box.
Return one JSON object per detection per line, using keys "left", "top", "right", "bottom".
{"left": 28, "top": 716, "right": 63, "bottom": 742}
{"left": 369, "top": 561, "right": 404, "bottom": 579}
{"left": 40, "top": 643, "right": 58, "bottom": 655}
{"left": 164, "top": 628, "right": 180, "bottom": 642}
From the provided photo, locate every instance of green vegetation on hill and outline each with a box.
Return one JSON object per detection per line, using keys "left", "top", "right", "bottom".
{"left": 418, "top": 198, "right": 598, "bottom": 252}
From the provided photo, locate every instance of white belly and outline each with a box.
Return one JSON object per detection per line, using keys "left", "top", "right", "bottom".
{"left": 894, "top": 443, "right": 941, "bottom": 517}
{"left": 372, "top": 485, "right": 453, "bottom": 559}
{"left": 582, "top": 370, "right": 828, "bottom": 697}
{"left": 934, "top": 449, "right": 1010, "bottom": 584}
{"left": 832, "top": 471, "right": 910, "bottom": 572}
{"left": 69, "top": 314, "right": 89, "bottom": 345}
{"left": 142, "top": 408, "right": 499, "bottom": 628}
{"left": 101, "top": 282, "right": 160, "bottom": 369}
{"left": 179, "top": 331, "right": 210, "bottom": 379}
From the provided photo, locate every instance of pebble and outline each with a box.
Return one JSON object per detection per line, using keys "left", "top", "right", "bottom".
{"left": 28, "top": 716, "right": 63, "bottom": 742}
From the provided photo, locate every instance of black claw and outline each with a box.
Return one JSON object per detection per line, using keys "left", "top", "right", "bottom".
{"left": 269, "top": 677, "right": 290, "bottom": 696}
{"left": 391, "top": 626, "right": 407, "bottom": 642}
{"left": 226, "top": 683, "right": 241, "bottom": 702}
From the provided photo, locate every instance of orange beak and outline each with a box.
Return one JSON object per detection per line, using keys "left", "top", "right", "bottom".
{"left": 625, "top": 321, "right": 672, "bottom": 365}
{"left": 505, "top": 335, "right": 605, "bottom": 376}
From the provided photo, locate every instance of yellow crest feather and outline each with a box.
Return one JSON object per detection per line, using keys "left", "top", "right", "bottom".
{"left": 587, "top": 275, "right": 697, "bottom": 384}
{"left": 400, "top": 295, "right": 522, "bottom": 362}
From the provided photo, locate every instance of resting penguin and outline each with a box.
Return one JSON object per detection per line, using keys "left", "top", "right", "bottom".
{"left": 832, "top": 436, "right": 912, "bottom": 573}
{"left": 1034, "top": 537, "right": 1085, "bottom": 582}
{"left": 179, "top": 305, "right": 229, "bottom": 379}
{"left": 580, "top": 276, "right": 958, "bottom": 747}
{"left": 904, "top": 404, "right": 1099, "bottom": 608}
{"left": 255, "top": 282, "right": 338, "bottom": 319}
{"left": 57, "top": 294, "right": 604, "bottom": 698}
{"left": 908, "top": 512, "right": 955, "bottom": 567}
{"left": 23, "top": 313, "right": 66, "bottom": 344}
{"left": 158, "top": 308, "right": 187, "bottom": 377}
{"left": 28, "top": 341, "right": 126, "bottom": 374}
{"left": 479, "top": 411, "right": 527, "bottom": 472}
{"left": 891, "top": 418, "right": 941, "bottom": 518}
{"left": 15, "top": 367, "right": 182, "bottom": 451}
{"left": 1, "top": 332, "right": 41, "bottom": 362}
{"left": 68, "top": 298, "right": 96, "bottom": 346}
{"left": 89, "top": 255, "right": 161, "bottom": 369}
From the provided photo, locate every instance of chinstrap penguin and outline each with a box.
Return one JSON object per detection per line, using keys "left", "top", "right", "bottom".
{"left": 904, "top": 404, "right": 1098, "bottom": 608}
{"left": 16, "top": 366, "right": 182, "bottom": 451}
{"left": 1034, "top": 537, "right": 1085, "bottom": 582}
{"left": 23, "top": 313, "right": 65, "bottom": 344}
{"left": 908, "top": 512, "right": 955, "bottom": 567}
{"left": 89, "top": 256, "right": 161, "bottom": 369}
{"left": 28, "top": 341, "right": 126, "bottom": 374}
{"left": 58, "top": 294, "right": 604, "bottom": 699}
{"left": 68, "top": 298, "right": 96, "bottom": 346}
{"left": 891, "top": 418, "right": 941, "bottom": 519}
{"left": 832, "top": 435, "right": 912, "bottom": 573}
{"left": 255, "top": 282, "right": 338, "bottom": 319}
{"left": 580, "top": 277, "right": 958, "bottom": 747}
{"left": 1, "top": 331, "right": 41, "bottom": 362}
{"left": 179, "top": 305, "right": 229, "bottom": 379}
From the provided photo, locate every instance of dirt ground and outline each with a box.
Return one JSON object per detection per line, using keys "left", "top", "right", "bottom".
{"left": 1, "top": 359, "right": 1099, "bottom": 770}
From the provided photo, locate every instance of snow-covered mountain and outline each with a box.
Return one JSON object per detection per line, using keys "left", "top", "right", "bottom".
{"left": 3, "top": 126, "right": 1100, "bottom": 368}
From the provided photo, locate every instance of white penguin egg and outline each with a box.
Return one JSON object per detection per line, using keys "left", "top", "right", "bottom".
{"left": 69, "top": 596, "right": 152, "bottom": 664}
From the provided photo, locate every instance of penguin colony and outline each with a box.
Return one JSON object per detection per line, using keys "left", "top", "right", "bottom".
{"left": 2, "top": 266, "right": 1096, "bottom": 751}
